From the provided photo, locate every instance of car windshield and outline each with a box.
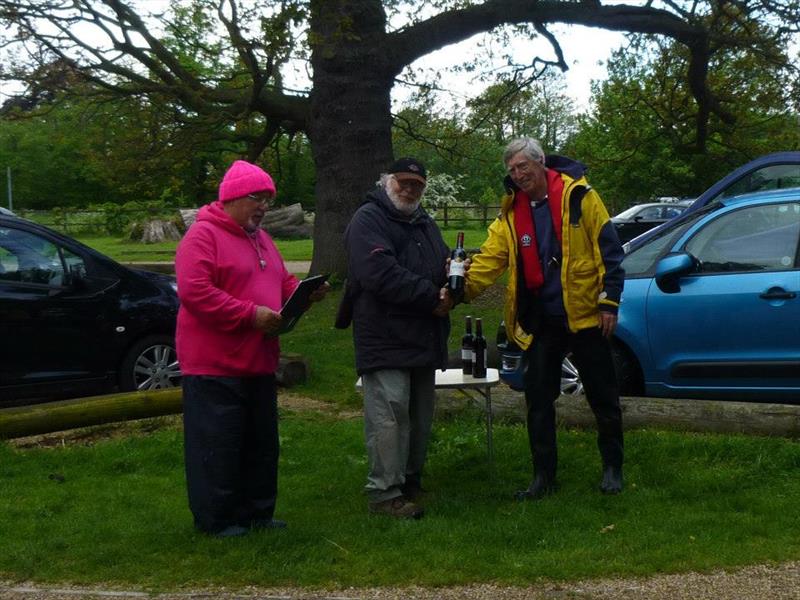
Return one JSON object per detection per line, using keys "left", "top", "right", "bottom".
{"left": 614, "top": 205, "right": 648, "bottom": 219}
{"left": 704, "top": 163, "right": 800, "bottom": 208}
{"left": 622, "top": 204, "right": 718, "bottom": 276}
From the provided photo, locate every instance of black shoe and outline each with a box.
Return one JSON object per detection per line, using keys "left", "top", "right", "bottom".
{"left": 213, "top": 525, "right": 249, "bottom": 538}
{"left": 515, "top": 475, "right": 558, "bottom": 501}
{"left": 369, "top": 496, "right": 424, "bottom": 519}
{"left": 600, "top": 465, "right": 623, "bottom": 494}
{"left": 400, "top": 482, "right": 426, "bottom": 502}
{"left": 250, "top": 518, "right": 287, "bottom": 530}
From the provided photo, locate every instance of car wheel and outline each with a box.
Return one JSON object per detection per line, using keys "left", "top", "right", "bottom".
{"left": 119, "top": 335, "right": 181, "bottom": 392}
{"left": 611, "top": 344, "right": 643, "bottom": 396}
{"left": 561, "top": 354, "right": 584, "bottom": 396}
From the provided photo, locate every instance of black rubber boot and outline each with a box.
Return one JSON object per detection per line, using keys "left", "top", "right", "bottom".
{"left": 515, "top": 474, "right": 558, "bottom": 501}
{"left": 600, "top": 465, "right": 623, "bottom": 494}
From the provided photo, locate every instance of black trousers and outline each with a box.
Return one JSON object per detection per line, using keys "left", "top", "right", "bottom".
{"left": 523, "top": 318, "right": 623, "bottom": 480}
{"left": 182, "top": 374, "right": 279, "bottom": 534}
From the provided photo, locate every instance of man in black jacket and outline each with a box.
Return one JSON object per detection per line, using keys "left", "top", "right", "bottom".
{"left": 345, "top": 157, "right": 453, "bottom": 519}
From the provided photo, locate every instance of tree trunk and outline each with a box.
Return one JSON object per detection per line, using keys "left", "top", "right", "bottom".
{"left": 140, "top": 219, "right": 182, "bottom": 243}
{"left": 307, "top": 0, "right": 395, "bottom": 278}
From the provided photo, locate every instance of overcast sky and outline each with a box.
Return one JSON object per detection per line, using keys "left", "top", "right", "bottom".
{"left": 393, "top": 25, "right": 626, "bottom": 113}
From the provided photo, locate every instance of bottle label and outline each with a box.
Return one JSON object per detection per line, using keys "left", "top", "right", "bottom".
{"left": 449, "top": 260, "right": 465, "bottom": 277}
{"left": 461, "top": 349, "right": 471, "bottom": 361}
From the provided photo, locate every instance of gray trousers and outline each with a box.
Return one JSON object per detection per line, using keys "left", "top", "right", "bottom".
{"left": 362, "top": 367, "right": 435, "bottom": 503}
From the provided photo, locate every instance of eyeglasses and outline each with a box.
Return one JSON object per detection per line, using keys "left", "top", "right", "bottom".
{"left": 247, "top": 193, "right": 275, "bottom": 207}
{"left": 507, "top": 159, "right": 541, "bottom": 177}
{"left": 394, "top": 178, "right": 426, "bottom": 192}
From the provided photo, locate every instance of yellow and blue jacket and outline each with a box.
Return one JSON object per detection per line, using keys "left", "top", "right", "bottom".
{"left": 464, "top": 155, "right": 624, "bottom": 350}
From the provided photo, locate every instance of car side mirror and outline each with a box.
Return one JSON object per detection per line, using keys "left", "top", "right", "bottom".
{"left": 66, "top": 263, "right": 88, "bottom": 289}
{"left": 655, "top": 252, "right": 697, "bottom": 294}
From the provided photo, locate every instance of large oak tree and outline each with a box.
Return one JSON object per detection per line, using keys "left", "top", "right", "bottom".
{"left": 1, "top": 0, "right": 796, "bottom": 275}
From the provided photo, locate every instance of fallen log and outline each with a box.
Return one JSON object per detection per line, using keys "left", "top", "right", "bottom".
{"left": 437, "top": 386, "right": 800, "bottom": 437}
{"left": 140, "top": 219, "right": 182, "bottom": 243}
{"left": 0, "top": 354, "right": 312, "bottom": 440}
{"left": 179, "top": 203, "right": 314, "bottom": 239}
{"left": 0, "top": 388, "right": 183, "bottom": 440}
{"left": 277, "top": 353, "right": 308, "bottom": 387}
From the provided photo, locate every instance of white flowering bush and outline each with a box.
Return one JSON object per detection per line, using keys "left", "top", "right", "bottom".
{"left": 424, "top": 173, "right": 466, "bottom": 218}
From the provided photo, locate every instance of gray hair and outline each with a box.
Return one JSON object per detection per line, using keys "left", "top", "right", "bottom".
{"left": 503, "top": 137, "right": 545, "bottom": 165}
{"left": 377, "top": 173, "right": 392, "bottom": 189}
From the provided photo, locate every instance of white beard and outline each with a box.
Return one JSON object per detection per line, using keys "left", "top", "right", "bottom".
{"left": 387, "top": 186, "right": 420, "bottom": 215}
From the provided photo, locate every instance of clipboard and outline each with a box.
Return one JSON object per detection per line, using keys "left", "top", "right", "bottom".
{"left": 276, "top": 274, "right": 329, "bottom": 334}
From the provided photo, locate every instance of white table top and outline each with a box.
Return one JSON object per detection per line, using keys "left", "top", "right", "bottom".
{"left": 356, "top": 368, "right": 500, "bottom": 390}
{"left": 432, "top": 368, "right": 500, "bottom": 389}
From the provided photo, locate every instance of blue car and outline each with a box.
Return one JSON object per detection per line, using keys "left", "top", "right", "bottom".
{"left": 500, "top": 186, "right": 800, "bottom": 402}
{"left": 626, "top": 151, "right": 800, "bottom": 252}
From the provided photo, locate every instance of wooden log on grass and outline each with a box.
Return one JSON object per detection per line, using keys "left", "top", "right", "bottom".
{"left": 557, "top": 394, "right": 800, "bottom": 437}
{"left": 179, "top": 203, "right": 313, "bottom": 239}
{"left": 474, "top": 387, "right": 800, "bottom": 437}
{"left": 0, "top": 355, "right": 311, "bottom": 440}
{"left": 0, "top": 388, "right": 183, "bottom": 440}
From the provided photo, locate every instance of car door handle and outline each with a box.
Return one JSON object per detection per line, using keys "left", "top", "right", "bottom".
{"left": 759, "top": 289, "right": 796, "bottom": 300}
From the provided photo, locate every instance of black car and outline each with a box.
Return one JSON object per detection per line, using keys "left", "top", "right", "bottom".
{"left": 611, "top": 202, "right": 689, "bottom": 243}
{"left": 0, "top": 214, "right": 181, "bottom": 406}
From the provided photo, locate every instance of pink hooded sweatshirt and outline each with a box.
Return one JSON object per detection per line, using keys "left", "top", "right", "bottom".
{"left": 175, "top": 201, "right": 299, "bottom": 376}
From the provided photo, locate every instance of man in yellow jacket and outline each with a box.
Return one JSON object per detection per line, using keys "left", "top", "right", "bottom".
{"left": 465, "top": 137, "right": 625, "bottom": 499}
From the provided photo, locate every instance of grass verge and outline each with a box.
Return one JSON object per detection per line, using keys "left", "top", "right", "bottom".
{"left": 279, "top": 287, "right": 503, "bottom": 407}
{"left": 76, "top": 228, "right": 486, "bottom": 264}
{"left": 1, "top": 414, "right": 799, "bottom": 590}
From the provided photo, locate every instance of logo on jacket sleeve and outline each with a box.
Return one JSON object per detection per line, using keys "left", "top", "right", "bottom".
{"left": 520, "top": 234, "right": 532, "bottom": 247}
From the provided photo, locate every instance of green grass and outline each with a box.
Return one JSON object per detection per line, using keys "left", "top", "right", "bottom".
{"left": 2, "top": 416, "right": 800, "bottom": 590}
{"left": 24, "top": 226, "right": 798, "bottom": 590}
{"left": 281, "top": 287, "right": 503, "bottom": 407}
{"left": 76, "top": 228, "right": 487, "bottom": 264}
{"left": 75, "top": 235, "right": 314, "bottom": 263}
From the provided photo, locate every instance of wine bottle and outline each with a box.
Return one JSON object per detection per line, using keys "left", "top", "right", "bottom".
{"left": 448, "top": 231, "right": 467, "bottom": 301}
{"left": 461, "top": 315, "right": 474, "bottom": 375}
{"left": 472, "top": 317, "right": 487, "bottom": 378}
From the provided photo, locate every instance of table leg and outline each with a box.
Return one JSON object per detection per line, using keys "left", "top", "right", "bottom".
{"left": 485, "top": 386, "right": 494, "bottom": 471}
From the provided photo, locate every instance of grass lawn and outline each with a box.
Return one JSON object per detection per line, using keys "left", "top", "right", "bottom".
{"left": 30, "top": 227, "right": 796, "bottom": 590}
{"left": 75, "top": 227, "right": 489, "bottom": 264}
{"left": 280, "top": 286, "right": 503, "bottom": 408}
{"left": 1, "top": 414, "right": 799, "bottom": 590}
{"left": 76, "top": 235, "right": 314, "bottom": 263}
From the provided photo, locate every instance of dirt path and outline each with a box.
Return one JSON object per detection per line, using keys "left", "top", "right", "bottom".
{"left": 2, "top": 561, "right": 800, "bottom": 599}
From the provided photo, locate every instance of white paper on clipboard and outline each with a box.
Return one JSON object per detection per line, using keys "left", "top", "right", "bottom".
{"left": 275, "top": 274, "right": 329, "bottom": 334}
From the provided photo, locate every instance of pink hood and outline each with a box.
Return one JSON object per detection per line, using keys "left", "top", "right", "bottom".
{"left": 175, "top": 201, "right": 299, "bottom": 376}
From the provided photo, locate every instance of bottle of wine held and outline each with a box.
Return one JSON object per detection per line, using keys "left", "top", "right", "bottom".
{"left": 461, "top": 315, "right": 474, "bottom": 375}
{"left": 448, "top": 231, "right": 467, "bottom": 301}
{"left": 472, "top": 317, "right": 487, "bottom": 378}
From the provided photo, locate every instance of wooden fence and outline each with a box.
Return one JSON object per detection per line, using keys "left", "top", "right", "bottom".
{"left": 435, "top": 205, "right": 501, "bottom": 228}
{"left": 12, "top": 204, "right": 502, "bottom": 234}
{"left": 12, "top": 208, "right": 171, "bottom": 235}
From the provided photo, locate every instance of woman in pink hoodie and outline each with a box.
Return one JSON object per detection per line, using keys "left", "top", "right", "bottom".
{"left": 176, "top": 160, "right": 326, "bottom": 537}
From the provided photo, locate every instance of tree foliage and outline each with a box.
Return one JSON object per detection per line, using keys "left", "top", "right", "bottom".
{"left": 567, "top": 32, "right": 800, "bottom": 212}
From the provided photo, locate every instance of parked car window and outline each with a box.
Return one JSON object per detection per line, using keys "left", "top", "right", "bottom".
{"left": 622, "top": 212, "right": 706, "bottom": 276}
{"left": 686, "top": 203, "right": 800, "bottom": 272}
{"left": 0, "top": 227, "right": 83, "bottom": 286}
{"left": 709, "top": 164, "right": 800, "bottom": 204}
{"left": 637, "top": 206, "right": 661, "bottom": 219}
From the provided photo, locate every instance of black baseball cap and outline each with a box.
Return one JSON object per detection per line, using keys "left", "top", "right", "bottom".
{"left": 388, "top": 157, "right": 427, "bottom": 183}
